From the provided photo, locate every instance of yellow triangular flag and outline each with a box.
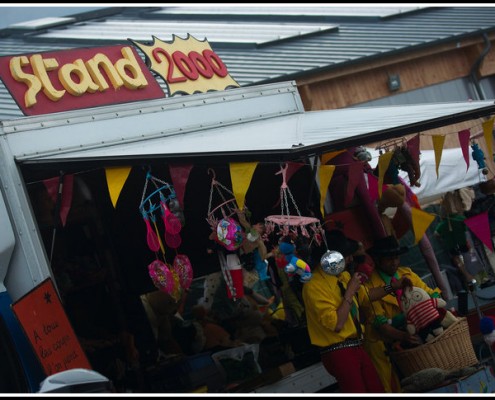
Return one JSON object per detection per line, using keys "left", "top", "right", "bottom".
{"left": 318, "top": 164, "right": 336, "bottom": 217}
{"left": 411, "top": 207, "right": 435, "bottom": 244}
{"left": 377, "top": 151, "right": 394, "bottom": 198}
{"left": 321, "top": 150, "right": 345, "bottom": 165}
{"left": 483, "top": 117, "right": 494, "bottom": 160}
{"left": 230, "top": 162, "right": 258, "bottom": 210}
{"left": 105, "top": 166, "right": 132, "bottom": 208}
{"left": 432, "top": 135, "right": 446, "bottom": 178}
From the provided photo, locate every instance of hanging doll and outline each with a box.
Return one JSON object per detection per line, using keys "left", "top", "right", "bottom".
{"left": 399, "top": 280, "right": 458, "bottom": 343}
{"left": 278, "top": 236, "right": 312, "bottom": 283}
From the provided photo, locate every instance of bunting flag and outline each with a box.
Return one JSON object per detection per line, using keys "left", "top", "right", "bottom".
{"left": 406, "top": 134, "right": 420, "bottom": 167}
{"left": 345, "top": 162, "right": 363, "bottom": 207}
{"left": 169, "top": 163, "right": 194, "bottom": 208}
{"left": 432, "top": 134, "right": 446, "bottom": 178}
{"left": 43, "top": 174, "right": 74, "bottom": 227}
{"left": 458, "top": 129, "right": 471, "bottom": 171}
{"left": 284, "top": 161, "right": 305, "bottom": 183}
{"left": 483, "top": 117, "right": 494, "bottom": 160}
{"left": 318, "top": 164, "right": 336, "bottom": 216}
{"left": 410, "top": 207, "right": 435, "bottom": 244}
{"left": 230, "top": 162, "right": 258, "bottom": 211}
{"left": 105, "top": 166, "right": 132, "bottom": 208}
{"left": 464, "top": 211, "right": 493, "bottom": 252}
{"left": 321, "top": 150, "right": 345, "bottom": 165}
{"left": 377, "top": 151, "right": 394, "bottom": 198}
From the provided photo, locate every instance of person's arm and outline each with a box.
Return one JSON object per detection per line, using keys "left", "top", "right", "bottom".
{"left": 366, "top": 275, "right": 408, "bottom": 301}
{"left": 335, "top": 273, "right": 361, "bottom": 332}
{"left": 376, "top": 322, "right": 422, "bottom": 345}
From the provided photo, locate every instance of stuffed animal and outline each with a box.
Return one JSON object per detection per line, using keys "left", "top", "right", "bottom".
{"left": 480, "top": 315, "right": 495, "bottom": 349}
{"left": 278, "top": 238, "right": 312, "bottom": 283}
{"left": 399, "top": 283, "right": 458, "bottom": 343}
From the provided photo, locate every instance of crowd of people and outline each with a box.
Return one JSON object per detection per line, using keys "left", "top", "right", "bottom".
{"left": 147, "top": 204, "right": 473, "bottom": 394}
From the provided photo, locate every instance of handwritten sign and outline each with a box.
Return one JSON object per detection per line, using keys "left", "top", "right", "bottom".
{"left": 11, "top": 278, "right": 91, "bottom": 376}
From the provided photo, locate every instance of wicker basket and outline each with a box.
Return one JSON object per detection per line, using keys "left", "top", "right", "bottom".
{"left": 390, "top": 317, "right": 478, "bottom": 378}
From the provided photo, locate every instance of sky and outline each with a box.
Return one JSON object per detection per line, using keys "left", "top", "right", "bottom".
{"left": 0, "top": 5, "right": 107, "bottom": 29}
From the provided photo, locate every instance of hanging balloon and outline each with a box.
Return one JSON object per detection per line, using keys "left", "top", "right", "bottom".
{"left": 173, "top": 254, "right": 193, "bottom": 290}
{"left": 148, "top": 259, "right": 175, "bottom": 293}
{"left": 320, "top": 250, "right": 345, "bottom": 276}
{"left": 216, "top": 217, "right": 244, "bottom": 251}
{"left": 161, "top": 201, "right": 182, "bottom": 234}
{"left": 143, "top": 215, "right": 160, "bottom": 252}
{"left": 165, "top": 231, "right": 182, "bottom": 249}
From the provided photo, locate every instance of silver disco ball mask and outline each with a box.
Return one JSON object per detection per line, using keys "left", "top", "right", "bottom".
{"left": 320, "top": 250, "right": 345, "bottom": 276}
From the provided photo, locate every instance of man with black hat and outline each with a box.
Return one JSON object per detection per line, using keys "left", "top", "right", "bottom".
{"left": 301, "top": 230, "right": 406, "bottom": 393}
{"left": 362, "top": 235, "right": 442, "bottom": 393}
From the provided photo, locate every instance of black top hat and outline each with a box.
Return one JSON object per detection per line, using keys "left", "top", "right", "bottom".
{"left": 368, "top": 235, "right": 408, "bottom": 257}
{"left": 325, "top": 229, "right": 359, "bottom": 257}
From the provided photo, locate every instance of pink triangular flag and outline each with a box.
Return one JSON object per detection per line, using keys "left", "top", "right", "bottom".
{"left": 464, "top": 212, "right": 493, "bottom": 252}
{"left": 169, "top": 164, "right": 193, "bottom": 209}
{"left": 458, "top": 129, "right": 471, "bottom": 171}
{"left": 43, "top": 174, "right": 74, "bottom": 227}
{"left": 43, "top": 177, "right": 59, "bottom": 204}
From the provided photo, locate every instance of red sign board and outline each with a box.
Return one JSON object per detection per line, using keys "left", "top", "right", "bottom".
{"left": 11, "top": 278, "right": 92, "bottom": 376}
{"left": 0, "top": 45, "right": 165, "bottom": 116}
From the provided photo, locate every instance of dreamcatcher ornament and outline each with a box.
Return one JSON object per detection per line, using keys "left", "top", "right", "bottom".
{"left": 139, "top": 171, "right": 193, "bottom": 296}
{"left": 206, "top": 168, "right": 245, "bottom": 300}
{"left": 264, "top": 163, "right": 325, "bottom": 246}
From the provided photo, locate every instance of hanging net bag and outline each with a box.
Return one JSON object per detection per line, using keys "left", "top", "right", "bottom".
{"left": 139, "top": 171, "right": 187, "bottom": 296}
{"left": 205, "top": 168, "right": 245, "bottom": 300}
{"left": 206, "top": 168, "right": 245, "bottom": 251}
{"left": 264, "top": 163, "right": 325, "bottom": 245}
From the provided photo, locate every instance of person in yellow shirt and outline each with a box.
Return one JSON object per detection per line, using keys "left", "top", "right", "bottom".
{"left": 362, "top": 235, "right": 442, "bottom": 393}
{"left": 302, "top": 230, "right": 405, "bottom": 393}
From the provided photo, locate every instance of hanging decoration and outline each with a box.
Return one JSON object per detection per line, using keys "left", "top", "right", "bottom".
{"left": 206, "top": 169, "right": 246, "bottom": 300}
{"left": 139, "top": 170, "right": 191, "bottom": 296}
{"left": 265, "top": 163, "right": 324, "bottom": 246}
{"left": 458, "top": 129, "right": 471, "bottom": 171}
{"left": 471, "top": 141, "right": 489, "bottom": 175}
{"left": 375, "top": 142, "right": 421, "bottom": 188}
{"left": 206, "top": 168, "right": 246, "bottom": 251}
{"left": 105, "top": 166, "right": 132, "bottom": 208}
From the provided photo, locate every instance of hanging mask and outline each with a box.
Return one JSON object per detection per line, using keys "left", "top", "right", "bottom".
{"left": 321, "top": 250, "right": 345, "bottom": 276}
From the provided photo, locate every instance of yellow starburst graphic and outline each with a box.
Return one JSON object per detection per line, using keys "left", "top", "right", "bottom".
{"left": 130, "top": 34, "right": 239, "bottom": 96}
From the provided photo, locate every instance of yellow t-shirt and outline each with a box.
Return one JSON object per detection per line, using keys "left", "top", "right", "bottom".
{"left": 302, "top": 268, "right": 367, "bottom": 348}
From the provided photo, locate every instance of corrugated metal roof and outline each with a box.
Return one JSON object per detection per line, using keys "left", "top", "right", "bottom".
{"left": 0, "top": 6, "right": 494, "bottom": 120}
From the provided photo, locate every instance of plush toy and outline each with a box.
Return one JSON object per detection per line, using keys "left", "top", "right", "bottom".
{"left": 399, "top": 283, "right": 458, "bottom": 343}
{"left": 278, "top": 239, "right": 312, "bottom": 283}
{"left": 471, "top": 142, "right": 489, "bottom": 175}
{"left": 480, "top": 315, "right": 495, "bottom": 348}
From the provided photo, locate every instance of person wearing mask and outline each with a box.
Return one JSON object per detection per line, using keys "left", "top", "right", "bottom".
{"left": 301, "top": 230, "right": 405, "bottom": 393}
{"left": 362, "top": 235, "right": 442, "bottom": 393}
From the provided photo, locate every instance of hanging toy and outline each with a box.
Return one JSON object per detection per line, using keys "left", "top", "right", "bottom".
{"left": 148, "top": 259, "right": 175, "bottom": 294}
{"left": 471, "top": 142, "right": 489, "bottom": 175}
{"left": 172, "top": 254, "right": 194, "bottom": 290}
{"left": 278, "top": 237, "right": 312, "bottom": 283}
{"left": 206, "top": 169, "right": 245, "bottom": 251}
{"left": 139, "top": 170, "right": 186, "bottom": 292}
{"left": 216, "top": 217, "right": 244, "bottom": 251}
{"left": 264, "top": 163, "right": 324, "bottom": 246}
{"left": 139, "top": 171, "right": 183, "bottom": 251}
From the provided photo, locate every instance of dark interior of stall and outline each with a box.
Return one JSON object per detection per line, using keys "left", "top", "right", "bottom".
{"left": 22, "top": 160, "right": 333, "bottom": 393}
